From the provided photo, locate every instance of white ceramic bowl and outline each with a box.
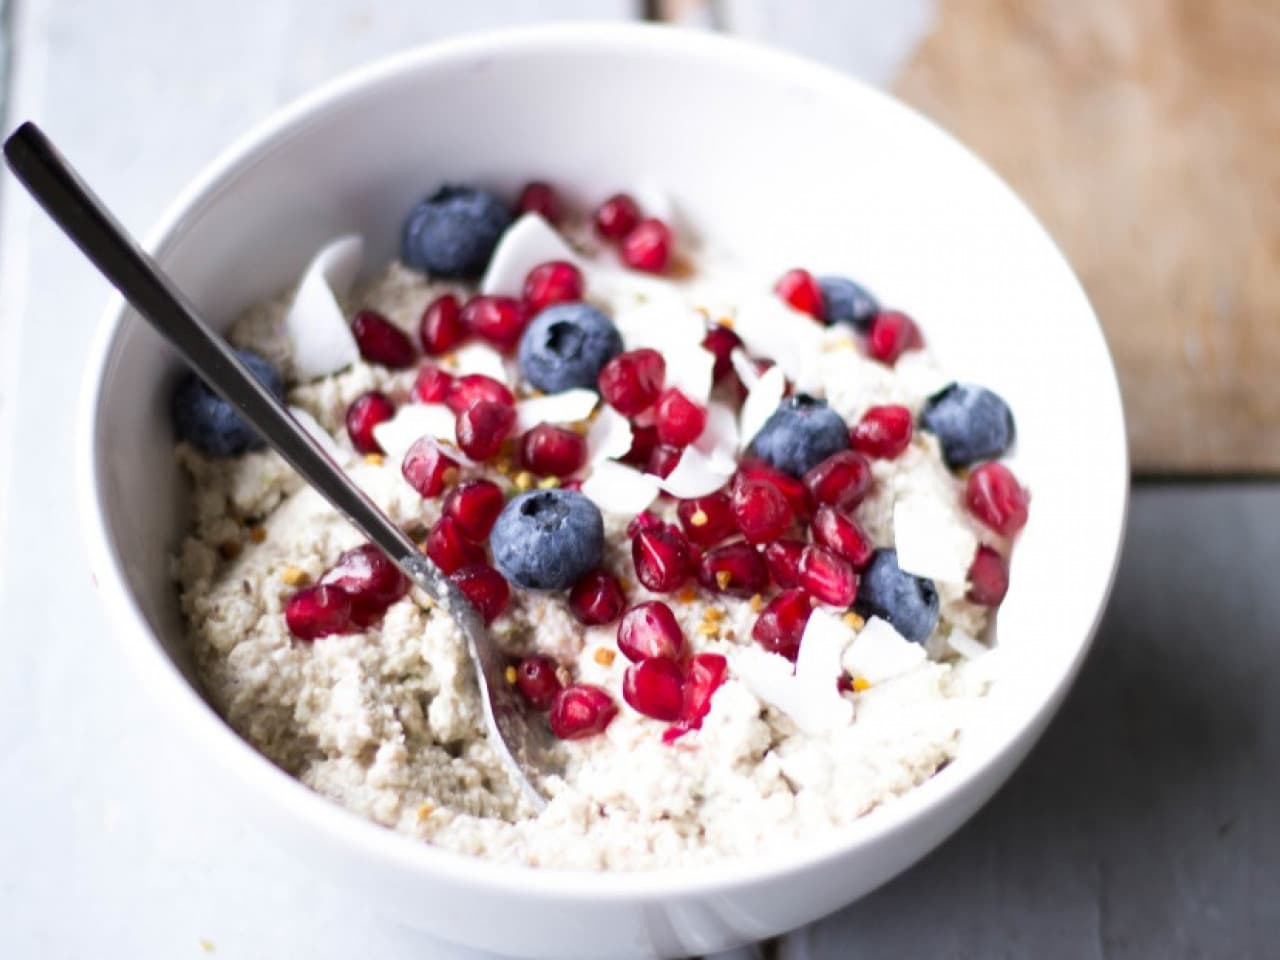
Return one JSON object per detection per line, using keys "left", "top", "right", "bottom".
{"left": 79, "top": 23, "right": 1127, "bottom": 959}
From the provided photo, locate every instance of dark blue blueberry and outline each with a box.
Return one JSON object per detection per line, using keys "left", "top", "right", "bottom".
{"left": 854, "top": 548, "right": 940, "bottom": 644}
{"left": 171, "top": 349, "right": 283, "bottom": 457}
{"left": 401, "top": 185, "right": 512, "bottom": 278}
{"left": 748, "top": 394, "right": 849, "bottom": 477}
{"left": 818, "top": 275, "right": 879, "bottom": 332}
{"left": 490, "top": 489, "right": 604, "bottom": 590}
{"left": 517, "top": 302, "right": 624, "bottom": 394}
{"left": 919, "top": 382, "right": 1016, "bottom": 469}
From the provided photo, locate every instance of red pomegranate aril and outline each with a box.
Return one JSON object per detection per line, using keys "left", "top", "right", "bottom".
{"left": 461, "top": 295, "right": 527, "bottom": 352}
{"left": 515, "top": 655, "right": 562, "bottom": 710}
{"left": 621, "top": 423, "right": 659, "bottom": 467}
{"left": 616, "top": 600, "right": 686, "bottom": 662}
{"left": 701, "top": 324, "right": 744, "bottom": 384}
{"left": 549, "top": 684, "right": 618, "bottom": 740}
{"left": 517, "top": 181, "right": 560, "bottom": 224}
{"left": 663, "top": 652, "right": 729, "bottom": 743}
{"left": 623, "top": 657, "right": 685, "bottom": 722}
{"left": 803, "top": 450, "right": 873, "bottom": 512}
{"left": 520, "top": 424, "right": 587, "bottom": 477}
{"left": 626, "top": 510, "right": 664, "bottom": 539}
{"left": 456, "top": 400, "right": 516, "bottom": 461}
{"left": 593, "top": 192, "right": 641, "bottom": 241}
{"left": 568, "top": 569, "right": 626, "bottom": 626}
{"left": 523, "top": 260, "right": 584, "bottom": 315}
{"left": 450, "top": 564, "right": 510, "bottom": 624}
{"left": 798, "top": 545, "right": 858, "bottom": 607}
{"left": 412, "top": 363, "right": 455, "bottom": 404}
{"left": 631, "top": 525, "right": 691, "bottom": 593}
{"left": 285, "top": 584, "right": 353, "bottom": 641}
{"left": 645, "top": 443, "right": 683, "bottom": 480}
{"left": 401, "top": 437, "right": 459, "bottom": 497}
{"left": 734, "top": 460, "right": 809, "bottom": 517}
{"left": 730, "top": 478, "right": 794, "bottom": 544}
{"left": 654, "top": 388, "right": 707, "bottom": 447}
{"left": 424, "top": 516, "right": 487, "bottom": 574}
{"left": 345, "top": 391, "right": 395, "bottom": 455}
{"left": 966, "top": 463, "right": 1030, "bottom": 537}
{"left": 621, "top": 218, "right": 673, "bottom": 274}
{"left": 445, "top": 374, "right": 516, "bottom": 414}
{"left": 319, "top": 543, "right": 408, "bottom": 610}
{"left": 419, "top": 294, "right": 468, "bottom": 355}
{"left": 967, "top": 545, "right": 1010, "bottom": 606}
{"left": 351, "top": 309, "right": 416, "bottom": 369}
{"left": 850, "top": 404, "right": 914, "bottom": 459}
{"left": 764, "top": 539, "right": 805, "bottom": 589}
{"left": 774, "top": 268, "right": 825, "bottom": 319}
{"left": 867, "top": 310, "right": 924, "bottom": 365}
{"left": 697, "top": 542, "right": 769, "bottom": 597}
{"left": 811, "top": 506, "right": 874, "bottom": 570}
{"left": 598, "top": 348, "right": 666, "bottom": 416}
{"left": 752, "top": 588, "right": 813, "bottom": 661}
{"left": 677, "top": 492, "right": 737, "bottom": 547}
{"left": 442, "top": 479, "right": 505, "bottom": 541}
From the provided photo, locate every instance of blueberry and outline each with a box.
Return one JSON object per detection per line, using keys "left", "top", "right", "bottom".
{"left": 818, "top": 275, "right": 879, "bottom": 332}
{"left": 517, "top": 303, "right": 624, "bottom": 394}
{"left": 919, "top": 382, "right": 1015, "bottom": 469}
{"left": 490, "top": 489, "right": 604, "bottom": 590}
{"left": 401, "top": 185, "right": 512, "bottom": 278}
{"left": 171, "top": 349, "right": 284, "bottom": 456}
{"left": 854, "top": 549, "right": 940, "bottom": 644}
{"left": 748, "top": 394, "right": 849, "bottom": 477}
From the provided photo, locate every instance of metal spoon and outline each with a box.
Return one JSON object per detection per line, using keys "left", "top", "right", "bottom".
{"left": 4, "top": 121, "right": 556, "bottom": 810}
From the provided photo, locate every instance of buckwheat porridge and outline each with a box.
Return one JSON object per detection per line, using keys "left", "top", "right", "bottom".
{"left": 173, "top": 182, "right": 1029, "bottom": 869}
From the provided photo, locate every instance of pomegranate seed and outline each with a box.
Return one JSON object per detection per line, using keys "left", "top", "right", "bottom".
{"left": 764, "top": 539, "right": 805, "bottom": 588}
{"left": 701, "top": 324, "right": 744, "bottom": 384}
{"left": 965, "top": 462, "right": 1030, "bottom": 537}
{"left": 663, "top": 652, "right": 728, "bottom": 742}
{"left": 425, "top": 515, "right": 487, "bottom": 574}
{"left": 752, "top": 588, "right": 813, "bottom": 660}
{"left": 319, "top": 544, "right": 409, "bottom": 614}
{"left": 616, "top": 600, "right": 685, "bottom": 662}
{"left": 455, "top": 400, "right": 515, "bottom": 462}
{"left": 523, "top": 260, "right": 584, "bottom": 316}
{"left": 867, "top": 310, "right": 924, "bottom": 365}
{"left": 798, "top": 545, "right": 858, "bottom": 607}
{"left": 621, "top": 218, "right": 673, "bottom": 274}
{"left": 442, "top": 479, "right": 504, "bottom": 541}
{"left": 412, "top": 363, "right": 454, "bottom": 404}
{"left": 351, "top": 309, "right": 416, "bottom": 369}
{"left": 774, "top": 268, "right": 824, "bottom": 319}
{"left": 621, "top": 423, "right": 658, "bottom": 467}
{"left": 811, "top": 506, "right": 874, "bottom": 570}
{"left": 623, "top": 657, "right": 685, "bottom": 722}
{"left": 450, "top": 564, "right": 510, "bottom": 624}
{"left": 598, "top": 348, "right": 665, "bottom": 416}
{"left": 517, "top": 181, "right": 560, "bottom": 225}
{"left": 461, "top": 295, "right": 527, "bottom": 352}
{"left": 850, "top": 404, "right": 914, "bottom": 459}
{"left": 593, "top": 193, "right": 640, "bottom": 241}
{"left": 568, "top": 569, "right": 626, "bottom": 625}
{"left": 645, "top": 444, "right": 682, "bottom": 479}
{"left": 419, "top": 294, "right": 468, "bottom": 355}
{"left": 520, "top": 424, "right": 587, "bottom": 477}
{"left": 697, "top": 542, "right": 769, "bottom": 597}
{"left": 445, "top": 374, "right": 515, "bottom": 414}
{"left": 401, "top": 437, "right": 459, "bottom": 497}
{"left": 730, "top": 478, "right": 794, "bottom": 544}
{"left": 967, "top": 545, "right": 1010, "bottom": 606}
{"left": 631, "top": 525, "right": 691, "bottom": 593}
{"left": 515, "top": 654, "right": 562, "bottom": 710}
{"left": 837, "top": 674, "right": 855, "bottom": 694}
{"left": 734, "top": 460, "right": 809, "bottom": 517}
{"left": 626, "top": 510, "right": 665, "bottom": 539}
{"left": 803, "top": 450, "right": 873, "bottom": 512}
{"left": 654, "top": 388, "right": 706, "bottom": 447}
{"left": 345, "top": 391, "right": 394, "bottom": 455}
{"left": 549, "top": 684, "right": 618, "bottom": 740}
{"left": 676, "top": 492, "right": 737, "bottom": 547}
{"left": 285, "top": 584, "right": 353, "bottom": 641}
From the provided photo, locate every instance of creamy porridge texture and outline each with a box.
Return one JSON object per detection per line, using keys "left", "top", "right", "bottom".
{"left": 173, "top": 182, "right": 1027, "bottom": 869}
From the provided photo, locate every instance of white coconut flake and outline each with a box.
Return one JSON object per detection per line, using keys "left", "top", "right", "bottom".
{"left": 893, "top": 493, "right": 978, "bottom": 585}
{"left": 288, "top": 406, "right": 351, "bottom": 465}
{"left": 451, "top": 342, "right": 509, "bottom": 383}
{"left": 480, "top": 213, "right": 585, "bottom": 297}
{"left": 611, "top": 300, "right": 705, "bottom": 354}
{"left": 694, "top": 401, "right": 739, "bottom": 470}
{"left": 734, "top": 645, "right": 852, "bottom": 735}
{"left": 581, "top": 460, "right": 659, "bottom": 515}
{"left": 738, "top": 364, "right": 787, "bottom": 450}
{"left": 731, "top": 292, "right": 826, "bottom": 393}
{"left": 371, "top": 403, "right": 456, "bottom": 461}
{"left": 514, "top": 389, "right": 598, "bottom": 433}
{"left": 586, "top": 406, "right": 634, "bottom": 465}
{"left": 842, "top": 616, "right": 927, "bottom": 685}
{"left": 654, "top": 447, "right": 734, "bottom": 498}
{"left": 729, "top": 347, "right": 760, "bottom": 390}
{"left": 284, "top": 235, "right": 362, "bottom": 380}
{"left": 946, "top": 628, "right": 989, "bottom": 661}
{"left": 664, "top": 344, "right": 717, "bottom": 405}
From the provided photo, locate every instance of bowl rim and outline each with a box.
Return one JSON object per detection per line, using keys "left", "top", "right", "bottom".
{"left": 77, "top": 21, "right": 1129, "bottom": 900}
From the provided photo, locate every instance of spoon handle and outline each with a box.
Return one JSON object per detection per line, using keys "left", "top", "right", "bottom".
{"left": 4, "top": 121, "right": 425, "bottom": 574}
